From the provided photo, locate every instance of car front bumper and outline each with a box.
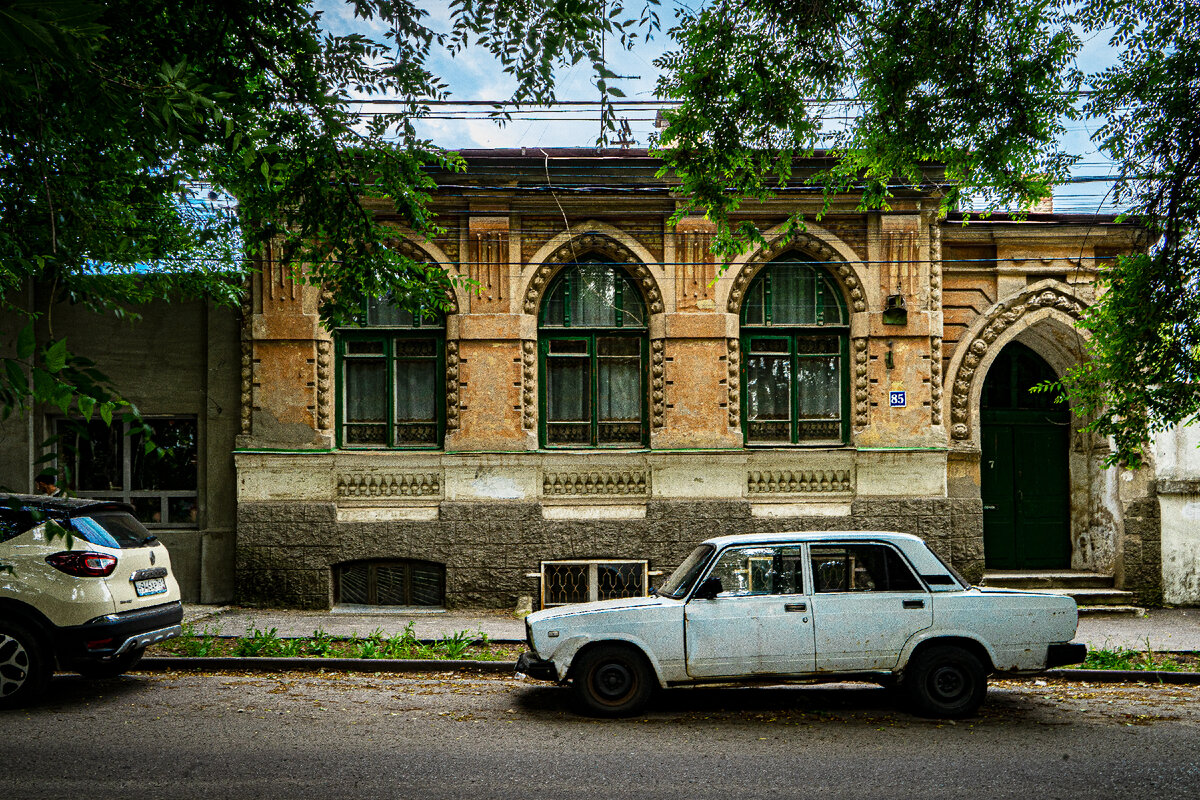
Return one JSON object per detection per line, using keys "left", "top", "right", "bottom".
{"left": 516, "top": 651, "right": 560, "bottom": 681}
{"left": 54, "top": 601, "right": 184, "bottom": 661}
{"left": 1047, "top": 642, "right": 1087, "bottom": 668}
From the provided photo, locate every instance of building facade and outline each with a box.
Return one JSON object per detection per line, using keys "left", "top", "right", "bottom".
{"left": 225, "top": 149, "right": 1161, "bottom": 609}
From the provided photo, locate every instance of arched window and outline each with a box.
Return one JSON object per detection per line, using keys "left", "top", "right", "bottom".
{"left": 338, "top": 294, "right": 445, "bottom": 449}
{"left": 538, "top": 258, "right": 648, "bottom": 447}
{"left": 740, "top": 256, "right": 849, "bottom": 445}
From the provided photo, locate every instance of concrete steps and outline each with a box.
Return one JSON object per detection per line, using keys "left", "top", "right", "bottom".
{"left": 981, "top": 570, "right": 1143, "bottom": 616}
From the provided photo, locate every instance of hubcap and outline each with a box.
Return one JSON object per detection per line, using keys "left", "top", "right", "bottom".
{"left": 931, "top": 665, "right": 966, "bottom": 699}
{"left": 0, "top": 634, "right": 30, "bottom": 698}
{"left": 594, "top": 662, "right": 634, "bottom": 701}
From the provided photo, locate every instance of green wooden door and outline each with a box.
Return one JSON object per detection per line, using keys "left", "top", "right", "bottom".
{"left": 980, "top": 344, "right": 1071, "bottom": 569}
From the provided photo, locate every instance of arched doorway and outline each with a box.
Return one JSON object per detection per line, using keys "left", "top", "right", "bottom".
{"left": 981, "top": 342, "right": 1071, "bottom": 569}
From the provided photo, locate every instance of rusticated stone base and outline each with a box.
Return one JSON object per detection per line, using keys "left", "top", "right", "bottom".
{"left": 235, "top": 497, "right": 985, "bottom": 609}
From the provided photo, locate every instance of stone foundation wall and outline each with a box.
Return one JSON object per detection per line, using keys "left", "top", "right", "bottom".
{"left": 236, "top": 498, "right": 984, "bottom": 609}
{"left": 1121, "top": 496, "right": 1163, "bottom": 605}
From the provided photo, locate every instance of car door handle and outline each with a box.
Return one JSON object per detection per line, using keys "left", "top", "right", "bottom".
{"left": 784, "top": 603, "right": 807, "bottom": 612}
{"left": 903, "top": 599, "right": 925, "bottom": 609}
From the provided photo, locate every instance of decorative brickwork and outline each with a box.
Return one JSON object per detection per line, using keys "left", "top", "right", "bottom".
{"left": 315, "top": 340, "right": 333, "bottom": 432}
{"left": 726, "top": 338, "right": 740, "bottom": 428}
{"left": 520, "top": 340, "right": 537, "bottom": 430}
{"left": 542, "top": 471, "right": 650, "bottom": 496}
{"left": 747, "top": 470, "right": 853, "bottom": 494}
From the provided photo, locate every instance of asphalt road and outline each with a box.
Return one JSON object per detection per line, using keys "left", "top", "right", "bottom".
{"left": 2, "top": 671, "right": 1198, "bottom": 799}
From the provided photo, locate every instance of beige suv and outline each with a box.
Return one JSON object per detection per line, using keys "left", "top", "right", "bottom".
{"left": 0, "top": 494, "right": 182, "bottom": 708}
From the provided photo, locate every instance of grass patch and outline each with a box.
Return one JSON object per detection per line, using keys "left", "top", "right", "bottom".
{"left": 1079, "top": 642, "right": 1197, "bottom": 672}
{"left": 152, "top": 621, "right": 523, "bottom": 661}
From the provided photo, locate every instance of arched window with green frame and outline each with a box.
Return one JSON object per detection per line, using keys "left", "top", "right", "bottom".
{"left": 740, "top": 255, "right": 850, "bottom": 445}
{"left": 538, "top": 258, "right": 649, "bottom": 448}
{"left": 337, "top": 294, "right": 445, "bottom": 449}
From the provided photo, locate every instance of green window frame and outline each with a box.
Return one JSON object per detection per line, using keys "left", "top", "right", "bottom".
{"left": 538, "top": 260, "right": 649, "bottom": 448}
{"left": 336, "top": 301, "right": 446, "bottom": 450}
{"left": 740, "top": 259, "right": 850, "bottom": 446}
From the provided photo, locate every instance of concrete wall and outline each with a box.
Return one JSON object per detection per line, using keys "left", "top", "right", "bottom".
{"left": 0, "top": 286, "right": 241, "bottom": 603}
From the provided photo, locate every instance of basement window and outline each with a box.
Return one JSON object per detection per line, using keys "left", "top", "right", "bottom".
{"left": 336, "top": 559, "right": 445, "bottom": 607}
{"left": 538, "top": 559, "right": 649, "bottom": 607}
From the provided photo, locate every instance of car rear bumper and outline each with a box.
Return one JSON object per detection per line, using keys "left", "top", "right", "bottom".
{"left": 1047, "top": 642, "right": 1087, "bottom": 668}
{"left": 54, "top": 601, "right": 184, "bottom": 661}
{"left": 516, "top": 651, "right": 560, "bottom": 681}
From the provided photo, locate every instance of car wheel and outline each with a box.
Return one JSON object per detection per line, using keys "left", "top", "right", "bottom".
{"left": 75, "top": 647, "right": 145, "bottom": 680}
{"left": 572, "top": 644, "right": 654, "bottom": 717}
{"left": 904, "top": 644, "right": 987, "bottom": 718}
{"left": 0, "top": 621, "right": 52, "bottom": 710}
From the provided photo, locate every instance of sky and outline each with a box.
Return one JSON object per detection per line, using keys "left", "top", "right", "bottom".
{"left": 314, "top": 0, "right": 1123, "bottom": 214}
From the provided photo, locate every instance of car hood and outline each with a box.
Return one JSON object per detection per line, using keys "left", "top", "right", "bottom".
{"left": 527, "top": 595, "right": 676, "bottom": 623}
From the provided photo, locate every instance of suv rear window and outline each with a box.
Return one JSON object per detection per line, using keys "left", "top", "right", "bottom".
{"left": 69, "top": 512, "right": 154, "bottom": 549}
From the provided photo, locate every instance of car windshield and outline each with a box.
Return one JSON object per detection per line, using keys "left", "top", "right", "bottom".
{"left": 656, "top": 545, "right": 714, "bottom": 599}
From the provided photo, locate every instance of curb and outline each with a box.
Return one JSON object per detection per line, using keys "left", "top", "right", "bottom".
{"left": 136, "top": 658, "right": 1200, "bottom": 684}
{"left": 138, "top": 656, "right": 517, "bottom": 674}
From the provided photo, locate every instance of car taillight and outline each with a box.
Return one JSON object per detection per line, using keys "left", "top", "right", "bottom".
{"left": 45, "top": 551, "right": 118, "bottom": 577}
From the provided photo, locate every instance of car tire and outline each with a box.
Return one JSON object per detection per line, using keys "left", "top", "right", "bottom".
{"left": 0, "top": 621, "right": 52, "bottom": 710}
{"left": 75, "top": 647, "right": 145, "bottom": 680}
{"left": 903, "top": 644, "right": 987, "bottom": 718}
{"left": 572, "top": 644, "right": 654, "bottom": 717}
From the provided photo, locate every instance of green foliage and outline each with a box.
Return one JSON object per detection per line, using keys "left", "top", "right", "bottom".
{"left": 1052, "top": 0, "right": 1200, "bottom": 466}
{"left": 1, "top": 0, "right": 659, "bottom": 462}
{"left": 1081, "top": 642, "right": 1183, "bottom": 672}
{"left": 233, "top": 626, "right": 283, "bottom": 657}
{"left": 653, "top": 0, "right": 1080, "bottom": 257}
{"left": 175, "top": 623, "right": 220, "bottom": 657}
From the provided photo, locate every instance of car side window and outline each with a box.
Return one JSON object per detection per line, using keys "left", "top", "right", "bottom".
{"left": 706, "top": 546, "right": 805, "bottom": 597}
{"left": 0, "top": 508, "right": 35, "bottom": 544}
{"left": 810, "top": 544, "right": 923, "bottom": 593}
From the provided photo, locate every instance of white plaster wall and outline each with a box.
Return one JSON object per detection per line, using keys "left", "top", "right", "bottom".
{"left": 1155, "top": 424, "right": 1200, "bottom": 604}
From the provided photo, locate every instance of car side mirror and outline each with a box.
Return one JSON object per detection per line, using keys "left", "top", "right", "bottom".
{"left": 693, "top": 577, "right": 723, "bottom": 600}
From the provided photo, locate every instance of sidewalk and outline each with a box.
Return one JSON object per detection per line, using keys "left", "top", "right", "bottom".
{"left": 183, "top": 605, "right": 1200, "bottom": 651}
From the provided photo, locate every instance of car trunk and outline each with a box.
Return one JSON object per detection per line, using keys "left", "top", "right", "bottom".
{"left": 68, "top": 511, "right": 179, "bottom": 611}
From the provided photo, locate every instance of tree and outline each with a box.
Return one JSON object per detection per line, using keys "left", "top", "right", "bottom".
{"left": 653, "top": 0, "right": 1199, "bottom": 466}
{"left": 0, "top": 0, "right": 658, "bottom": 482}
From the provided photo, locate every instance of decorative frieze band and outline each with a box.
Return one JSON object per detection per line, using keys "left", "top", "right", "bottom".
{"left": 949, "top": 285, "right": 1085, "bottom": 441}
{"left": 337, "top": 472, "right": 442, "bottom": 498}
{"left": 543, "top": 471, "right": 649, "bottom": 496}
{"left": 748, "top": 470, "right": 854, "bottom": 494}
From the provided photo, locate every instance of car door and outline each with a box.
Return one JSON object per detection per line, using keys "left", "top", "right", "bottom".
{"left": 807, "top": 542, "right": 933, "bottom": 672}
{"left": 685, "top": 544, "right": 816, "bottom": 678}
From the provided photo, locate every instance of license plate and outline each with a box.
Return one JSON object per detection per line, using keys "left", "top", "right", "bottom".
{"left": 134, "top": 577, "right": 167, "bottom": 597}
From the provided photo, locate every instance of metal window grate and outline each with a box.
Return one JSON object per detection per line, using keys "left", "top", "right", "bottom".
{"left": 335, "top": 560, "right": 445, "bottom": 606}
{"left": 539, "top": 560, "right": 648, "bottom": 607}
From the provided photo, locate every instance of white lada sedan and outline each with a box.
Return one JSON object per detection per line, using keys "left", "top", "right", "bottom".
{"left": 517, "top": 531, "right": 1086, "bottom": 718}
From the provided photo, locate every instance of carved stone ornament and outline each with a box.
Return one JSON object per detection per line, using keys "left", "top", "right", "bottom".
{"left": 726, "top": 338, "right": 740, "bottom": 428}
{"left": 930, "top": 336, "right": 943, "bottom": 426}
{"left": 337, "top": 472, "right": 442, "bottom": 498}
{"left": 928, "top": 219, "right": 943, "bottom": 306}
{"left": 727, "top": 231, "right": 867, "bottom": 314}
{"left": 239, "top": 285, "right": 253, "bottom": 436}
{"left": 543, "top": 470, "right": 649, "bottom": 496}
{"left": 852, "top": 337, "right": 869, "bottom": 429}
{"left": 316, "top": 340, "right": 333, "bottom": 431}
{"left": 747, "top": 470, "right": 853, "bottom": 494}
{"left": 445, "top": 340, "right": 461, "bottom": 431}
{"left": 651, "top": 338, "right": 665, "bottom": 428}
{"left": 949, "top": 285, "right": 1086, "bottom": 440}
{"left": 522, "top": 232, "right": 662, "bottom": 315}
{"left": 521, "top": 340, "right": 537, "bottom": 430}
